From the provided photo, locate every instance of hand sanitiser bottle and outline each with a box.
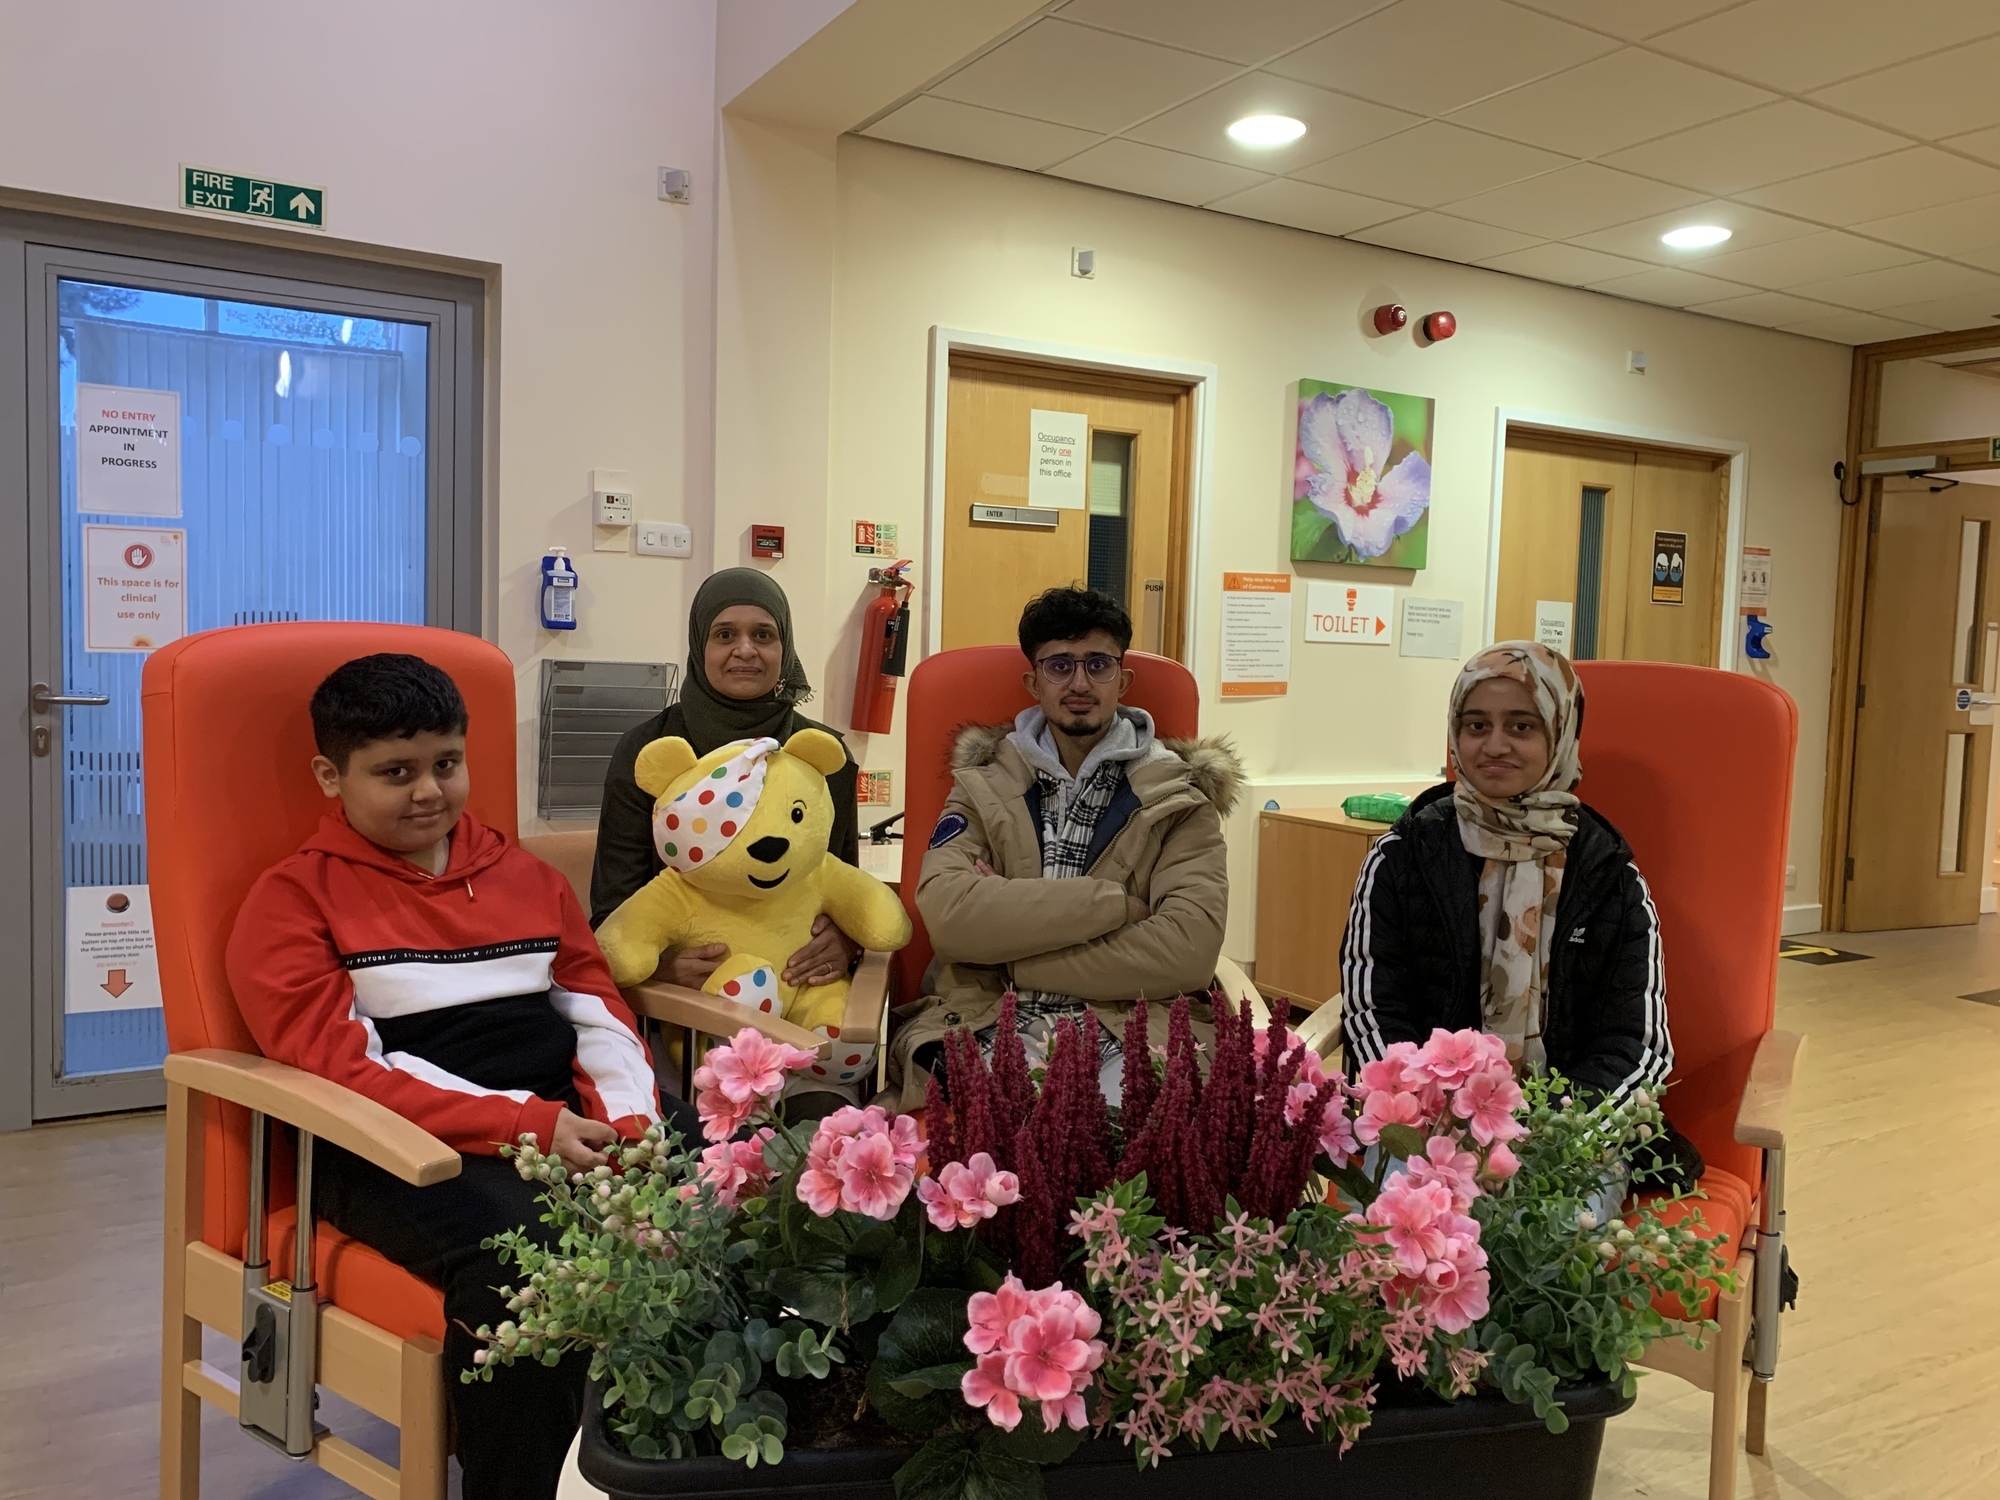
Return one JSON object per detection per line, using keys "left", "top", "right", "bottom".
{"left": 540, "top": 547, "right": 578, "bottom": 630}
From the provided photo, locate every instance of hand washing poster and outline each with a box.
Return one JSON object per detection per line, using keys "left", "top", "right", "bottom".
{"left": 1291, "top": 381, "right": 1432, "bottom": 569}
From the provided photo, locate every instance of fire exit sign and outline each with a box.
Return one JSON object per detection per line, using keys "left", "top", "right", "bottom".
{"left": 180, "top": 166, "right": 325, "bottom": 229}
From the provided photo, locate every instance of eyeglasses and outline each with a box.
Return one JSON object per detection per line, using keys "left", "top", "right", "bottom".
{"left": 1034, "top": 652, "right": 1123, "bottom": 684}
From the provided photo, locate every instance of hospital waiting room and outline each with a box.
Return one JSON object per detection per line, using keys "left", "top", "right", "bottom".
{"left": 3, "top": 3, "right": 1998, "bottom": 1499}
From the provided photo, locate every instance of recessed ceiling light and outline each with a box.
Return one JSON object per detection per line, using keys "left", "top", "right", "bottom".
{"left": 1227, "top": 114, "right": 1307, "bottom": 147}
{"left": 1660, "top": 224, "right": 1732, "bottom": 250}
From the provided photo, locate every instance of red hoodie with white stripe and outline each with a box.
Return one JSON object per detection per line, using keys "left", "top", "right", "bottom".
{"left": 226, "top": 809, "right": 659, "bottom": 1156}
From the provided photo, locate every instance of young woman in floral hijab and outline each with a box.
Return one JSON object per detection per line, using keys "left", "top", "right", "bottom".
{"left": 1340, "top": 642, "right": 1698, "bottom": 1190}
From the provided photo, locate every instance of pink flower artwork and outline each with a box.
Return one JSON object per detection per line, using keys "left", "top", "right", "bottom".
{"left": 1296, "top": 388, "right": 1432, "bottom": 562}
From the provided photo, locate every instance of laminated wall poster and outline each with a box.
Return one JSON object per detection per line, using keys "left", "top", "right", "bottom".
{"left": 1290, "top": 380, "right": 1433, "bottom": 568}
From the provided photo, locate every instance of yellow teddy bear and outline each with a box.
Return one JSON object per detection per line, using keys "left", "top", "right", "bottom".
{"left": 594, "top": 729, "right": 912, "bottom": 1089}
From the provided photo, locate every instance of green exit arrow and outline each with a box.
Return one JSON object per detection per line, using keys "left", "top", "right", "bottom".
{"left": 180, "top": 166, "right": 325, "bottom": 230}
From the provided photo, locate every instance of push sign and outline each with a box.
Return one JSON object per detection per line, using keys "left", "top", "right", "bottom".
{"left": 180, "top": 166, "right": 325, "bottom": 229}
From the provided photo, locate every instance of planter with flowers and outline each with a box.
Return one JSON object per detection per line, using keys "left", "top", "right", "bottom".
{"left": 467, "top": 997, "right": 1731, "bottom": 1500}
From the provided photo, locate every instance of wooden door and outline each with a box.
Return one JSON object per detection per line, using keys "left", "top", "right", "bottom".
{"left": 1845, "top": 478, "right": 2000, "bottom": 930}
{"left": 942, "top": 355, "right": 1191, "bottom": 656}
{"left": 1498, "top": 433, "right": 1725, "bottom": 665}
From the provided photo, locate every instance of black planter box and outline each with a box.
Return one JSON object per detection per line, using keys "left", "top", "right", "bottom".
{"left": 578, "top": 1382, "right": 1633, "bottom": 1500}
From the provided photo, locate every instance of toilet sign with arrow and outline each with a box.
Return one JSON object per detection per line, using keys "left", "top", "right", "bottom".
{"left": 65, "top": 885, "right": 162, "bottom": 1015}
{"left": 1305, "top": 580, "right": 1396, "bottom": 646}
{"left": 180, "top": 165, "right": 325, "bottom": 230}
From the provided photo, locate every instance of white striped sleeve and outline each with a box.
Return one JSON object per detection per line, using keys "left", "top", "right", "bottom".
{"left": 550, "top": 985, "right": 661, "bottom": 1125}
{"left": 1607, "top": 862, "right": 1673, "bottom": 1101}
{"left": 1339, "top": 831, "right": 1400, "bottom": 1067}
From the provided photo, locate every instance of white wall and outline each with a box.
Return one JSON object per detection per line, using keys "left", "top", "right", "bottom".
{"left": 820, "top": 139, "right": 1852, "bottom": 954}
{"left": 1878, "top": 357, "right": 2000, "bottom": 448}
{"left": 0, "top": 0, "right": 721, "bottom": 825}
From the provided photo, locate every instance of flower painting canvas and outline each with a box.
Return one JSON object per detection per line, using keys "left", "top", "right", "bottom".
{"left": 1292, "top": 380, "right": 1434, "bottom": 568}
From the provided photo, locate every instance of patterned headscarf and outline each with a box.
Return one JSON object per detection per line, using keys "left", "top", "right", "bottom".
{"left": 1447, "top": 642, "right": 1584, "bottom": 1070}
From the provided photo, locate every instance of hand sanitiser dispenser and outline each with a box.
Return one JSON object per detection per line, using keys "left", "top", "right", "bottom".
{"left": 540, "top": 547, "right": 579, "bottom": 630}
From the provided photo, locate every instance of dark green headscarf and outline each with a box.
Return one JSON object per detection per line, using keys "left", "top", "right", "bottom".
{"left": 678, "top": 568, "right": 814, "bottom": 754}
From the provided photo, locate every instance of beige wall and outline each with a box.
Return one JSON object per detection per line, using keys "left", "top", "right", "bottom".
{"left": 0, "top": 0, "right": 722, "bottom": 827}
{"left": 1877, "top": 356, "right": 2000, "bottom": 448}
{"left": 820, "top": 138, "right": 1851, "bottom": 953}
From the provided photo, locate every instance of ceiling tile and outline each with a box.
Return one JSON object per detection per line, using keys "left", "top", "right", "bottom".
{"left": 1478, "top": 242, "right": 1656, "bottom": 286}
{"left": 861, "top": 97, "right": 1103, "bottom": 172}
{"left": 1853, "top": 193, "right": 2000, "bottom": 256}
{"left": 1809, "top": 35, "right": 2000, "bottom": 142}
{"left": 1046, "top": 138, "right": 1270, "bottom": 207}
{"left": 1777, "top": 309, "right": 1937, "bottom": 343}
{"left": 1874, "top": 292, "right": 2000, "bottom": 331}
{"left": 1449, "top": 47, "right": 1775, "bottom": 158}
{"left": 1946, "top": 126, "right": 2000, "bottom": 167}
{"left": 1790, "top": 259, "right": 2000, "bottom": 312}
{"left": 1266, "top": 0, "right": 1617, "bottom": 117}
{"left": 1126, "top": 71, "right": 1421, "bottom": 173}
{"left": 1054, "top": 0, "right": 1389, "bottom": 65}
{"left": 1690, "top": 231, "right": 1927, "bottom": 288}
{"left": 1569, "top": 200, "right": 1820, "bottom": 265}
{"left": 1600, "top": 102, "right": 1904, "bottom": 196}
{"left": 1208, "top": 177, "right": 1415, "bottom": 236}
{"left": 1953, "top": 243, "right": 2000, "bottom": 274}
{"left": 1347, "top": 211, "right": 1543, "bottom": 261}
{"left": 929, "top": 18, "right": 1237, "bottom": 134}
{"left": 1292, "top": 122, "right": 1572, "bottom": 207}
{"left": 1685, "top": 290, "right": 1853, "bottom": 327}
{"left": 1506, "top": 0, "right": 1748, "bottom": 42}
{"left": 1444, "top": 164, "right": 1699, "bottom": 238}
{"left": 1650, "top": 0, "right": 1997, "bottom": 93}
{"left": 1588, "top": 266, "right": 1758, "bottom": 307}
{"left": 1740, "top": 148, "right": 2000, "bottom": 225}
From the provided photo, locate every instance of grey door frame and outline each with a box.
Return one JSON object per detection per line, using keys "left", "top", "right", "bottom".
{"left": 1, "top": 208, "right": 485, "bottom": 1129}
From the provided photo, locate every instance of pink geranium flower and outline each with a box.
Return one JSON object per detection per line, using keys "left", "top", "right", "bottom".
{"left": 1403, "top": 1135, "right": 1481, "bottom": 1213}
{"left": 1419, "top": 1234, "right": 1491, "bottom": 1333}
{"left": 693, "top": 1087, "right": 757, "bottom": 1144}
{"left": 695, "top": 1027, "right": 818, "bottom": 1106}
{"left": 917, "top": 1152, "right": 1022, "bottom": 1231}
{"left": 1413, "top": 1028, "right": 1493, "bottom": 1089}
{"left": 1452, "top": 1068, "right": 1528, "bottom": 1145}
{"left": 962, "top": 1353, "right": 1022, "bottom": 1430}
{"left": 834, "top": 1131, "right": 910, "bottom": 1220}
{"left": 1315, "top": 1098, "right": 1359, "bottom": 1166}
{"left": 966, "top": 1278, "right": 1038, "bottom": 1356}
{"left": 1363, "top": 1179, "right": 1458, "bottom": 1278}
{"left": 1355, "top": 1086, "right": 1427, "bottom": 1146}
{"left": 689, "top": 1129, "right": 774, "bottom": 1207}
{"left": 796, "top": 1105, "right": 916, "bottom": 1220}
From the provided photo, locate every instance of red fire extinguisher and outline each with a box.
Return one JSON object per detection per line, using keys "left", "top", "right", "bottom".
{"left": 850, "top": 561, "right": 913, "bottom": 734}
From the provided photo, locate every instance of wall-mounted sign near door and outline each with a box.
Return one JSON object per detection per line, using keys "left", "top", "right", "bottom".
{"left": 180, "top": 165, "right": 325, "bottom": 229}
{"left": 1651, "top": 530, "right": 1688, "bottom": 605}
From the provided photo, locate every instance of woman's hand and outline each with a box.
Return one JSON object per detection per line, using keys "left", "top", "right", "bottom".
{"left": 658, "top": 943, "right": 727, "bottom": 990}
{"left": 550, "top": 1107, "right": 619, "bottom": 1173}
{"left": 784, "top": 914, "right": 859, "bottom": 988}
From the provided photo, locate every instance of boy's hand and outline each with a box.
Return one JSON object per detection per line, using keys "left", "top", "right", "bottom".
{"left": 659, "top": 943, "right": 727, "bottom": 990}
{"left": 550, "top": 1108, "right": 618, "bottom": 1173}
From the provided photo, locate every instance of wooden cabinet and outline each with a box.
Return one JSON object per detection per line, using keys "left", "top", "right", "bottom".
{"left": 1254, "top": 809, "right": 1392, "bottom": 1011}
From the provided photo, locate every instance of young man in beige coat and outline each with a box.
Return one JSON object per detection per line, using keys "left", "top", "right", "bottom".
{"left": 885, "top": 587, "right": 1242, "bottom": 1108}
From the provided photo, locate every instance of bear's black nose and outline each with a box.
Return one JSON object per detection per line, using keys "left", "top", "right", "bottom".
{"left": 746, "top": 835, "right": 790, "bottom": 863}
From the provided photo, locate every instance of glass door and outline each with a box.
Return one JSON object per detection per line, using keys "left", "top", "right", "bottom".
{"left": 15, "top": 236, "right": 479, "bottom": 1122}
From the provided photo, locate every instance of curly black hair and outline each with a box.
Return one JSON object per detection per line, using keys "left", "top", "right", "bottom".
{"left": 1017, "top": 586, "right": 1133, "bottom": 661}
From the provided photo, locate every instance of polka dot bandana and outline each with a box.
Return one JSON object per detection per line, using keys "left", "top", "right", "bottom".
{"left": 653, "top": 737, "right": 776, "bottom": 873}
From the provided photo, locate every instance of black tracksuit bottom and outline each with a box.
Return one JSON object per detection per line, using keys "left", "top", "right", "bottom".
{"left": 317, "top": 1086, "right": 702, "bottom": 1500}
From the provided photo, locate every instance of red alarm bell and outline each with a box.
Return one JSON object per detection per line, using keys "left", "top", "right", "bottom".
{"left": 1422, "top": 310, "right": 1457, "bottom": 342}
{"left": 1372, "top": 302, "right": 1408, "bottom": 335}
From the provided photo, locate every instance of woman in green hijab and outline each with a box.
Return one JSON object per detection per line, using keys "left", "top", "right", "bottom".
{"left": 591, "top": 568, "right": 862, "bottom": 989}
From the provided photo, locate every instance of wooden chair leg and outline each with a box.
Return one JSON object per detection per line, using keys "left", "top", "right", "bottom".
{"left": 161, "top": 1082, "right": 206, "bottom": 1500}
{"left": 400, "top": 1335, "right": 449, "bottom": 1500}
{"left": 1705, "top": 1250, "right": 1754, "bottom": 1500}
{"left": 1745, "top": 1376, "right": 1770, "bottom": 1457}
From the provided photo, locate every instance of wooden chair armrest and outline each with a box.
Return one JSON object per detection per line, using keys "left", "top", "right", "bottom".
{"left": 622, "top": 980, "right": 825, "bottom": 1052}
{"left": 840, "top": 950, "right": 893, "bottom": 1045}
{"left": 1214, "top": 957, "right": 1271, "bottom": 1027}
{"left": 1735, "top": 1029, "right": 1806, "bottom": 1151}
{"left": 1296, "top": 996, "right": 1343, "bottom": 1060}
{"left": 163, "top": 1050, "right": 460, "bottom": 1187}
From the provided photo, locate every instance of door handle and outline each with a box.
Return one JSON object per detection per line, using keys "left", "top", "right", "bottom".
{"left": 31, "top": 683, "right": 111, "bottom": 714}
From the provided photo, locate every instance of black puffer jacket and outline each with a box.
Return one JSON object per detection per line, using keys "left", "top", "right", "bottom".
{"left": 1340, "top": 783, "right": 1673, "bottom": 1101}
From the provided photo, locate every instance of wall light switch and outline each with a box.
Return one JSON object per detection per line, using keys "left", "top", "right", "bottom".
{"left": 636, "top": 520, "right": 692, "bottom": 558}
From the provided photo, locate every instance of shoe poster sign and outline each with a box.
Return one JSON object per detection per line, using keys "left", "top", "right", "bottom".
{"left": 1652, "top": 530, "right": 1688, "bottom": 605}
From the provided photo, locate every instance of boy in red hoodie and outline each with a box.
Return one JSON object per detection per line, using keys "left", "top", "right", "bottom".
{"left": 227, "top": 653, "right": 666, "bottom": 1500}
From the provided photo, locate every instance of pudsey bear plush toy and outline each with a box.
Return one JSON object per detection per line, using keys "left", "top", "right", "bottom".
{"left": 594, "top": 729, "right": 912, "bottom": 1088}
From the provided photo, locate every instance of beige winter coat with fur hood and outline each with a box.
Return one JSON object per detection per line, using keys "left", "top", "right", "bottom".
{"left": 882, "top": 711, "right": 1244, "bottom": 1109}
